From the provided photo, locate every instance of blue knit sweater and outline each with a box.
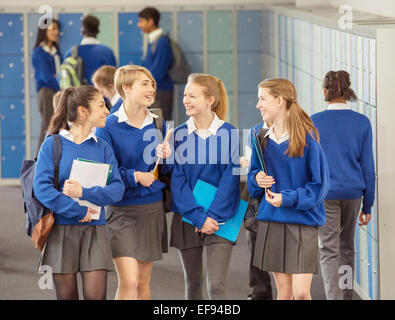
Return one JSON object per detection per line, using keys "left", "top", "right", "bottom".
{"left": 248, "top": 133, "right": 330, "bottom": 226}
{"left": 32, "top": 46, "right": 62, "bottom": 92}
{"left": 311, "top": 109, "right": 376, "bottom": 213}
{"left": 33, "top": 135, "right": 125, "bottom": 226}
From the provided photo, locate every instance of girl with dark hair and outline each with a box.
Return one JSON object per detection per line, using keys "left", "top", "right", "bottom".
{"left": 32, "top": 19, "right": 62, "bottom": 154}
{"left": 248, "top": 78, "right": 330, "bottom": 300}
{"left": 311, "top": 70, "right": 375, "bottom": 300}
{"left": 33, "top": 86, "right": 125, "bottom": 300}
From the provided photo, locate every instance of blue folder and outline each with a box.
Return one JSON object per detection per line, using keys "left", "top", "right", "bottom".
{"left": 182, "top": 179, "right": 248, "bottom": 242}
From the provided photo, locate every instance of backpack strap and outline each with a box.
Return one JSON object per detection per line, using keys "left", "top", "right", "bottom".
{"left": 51, "top": 134, "right": 62, "bottom": 191}
{"left": 150, "top": 108, "right": 164, "bottom": 136}
{"left": 151, "top": 33, "right": 168, "bottom": 55}
{"left": 71, "top": 45, "right": 79, "bottom": 59}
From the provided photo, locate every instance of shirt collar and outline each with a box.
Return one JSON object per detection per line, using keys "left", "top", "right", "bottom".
{"left": 186, "top": 112, "right": 225, "bottom": 139}
{"left": 40, "top": 42, "right": 58, "bottom": 55}
{"left": 59, "top": 127, "right": 98, "bottom": 143}
{"left": 115, "top": 104, "right": 158, "bottom": 129}
{"left": 327, "top": 102, "right": 351, "bottom": 110}
{"left": 110, "top": 92, "right": 121, "bottom": 106}
{"left": 148, "top": 28, "right": 163, "bottom": 43}
{"left": 265, "top": 125, "right": 289, "bottom": 144}
{"left": 80, "top": 37, "right": 100, "bottom": 45}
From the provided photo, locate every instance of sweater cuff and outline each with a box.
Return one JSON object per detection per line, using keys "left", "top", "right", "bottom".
{"left": 81, "top": 187, "right": 92, "bottom": 201}
{"left": 362, "top": 205, "right": 372, "bottom": 214}
{"left": 194, "top": 212, "right": 208, "bottom": 230}
{"left": 127, "top": 169, "right": 138, "bottom": 187}
{"left": 281, "top": 190, "right": 296, "bottom": 208}
{"left": 75, "top": 206, "right": 88, "bottom": 221}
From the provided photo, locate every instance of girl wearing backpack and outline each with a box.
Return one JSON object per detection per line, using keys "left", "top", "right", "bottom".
{"left": 248, "top": 78, "right": 330, "bottom": 300}
{"left": 32, "top": 18, "right": 62, "bottom": 155}
{"left": 169, "top": 73, "right": 241, "bottom": 300}
{"left": 33, "top": 86, "right": 125, "bottom": 300}
{"left": 96, "top": 65, "right": 172, "bottom": 300}
{"left": 311, "top": 70, "right": 375, "bottom": 300}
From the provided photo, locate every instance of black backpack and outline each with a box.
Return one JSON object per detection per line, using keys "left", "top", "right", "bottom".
{"left": 242, "top": 127, "right": 269, "bottom": 233}
{"left": 20, "top": 134, "right": 62, "bottom": 250}
{"left": 150, "top": 108, "right": 172, "bottom": 213}
{"left": 143, "top": 34, "right": 191, "bottom": 84}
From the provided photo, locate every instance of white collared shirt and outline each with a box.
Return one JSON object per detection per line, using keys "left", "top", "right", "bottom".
{"left": 186, "top": 112, "right": 225, "bottom": 140}
{"left": 148, "top": 28, "right": 163, "bottom": 43}
{"left": 115, "top": 104, "right": 158, "bottom": 129}
{"left": 59, "top": 127, "right": 98, "bottom": 144}
{"left": 327, "top": 102, "right": 351, "bottom": 110}
{"left": 111, "top": 92, "right": 121, "bottom": 106}
{"left": 264, "top": 125, "right": 289, "bottom": 144}
{"left": 80, "top": 37, "right": 100, "bottom": 45}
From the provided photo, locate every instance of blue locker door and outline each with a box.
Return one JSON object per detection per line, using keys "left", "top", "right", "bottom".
{"left": 1, "top": 138, "right": 25, "bottom": 178}
{"left": 58, "top": 14, "right": 83, "bottom": 56}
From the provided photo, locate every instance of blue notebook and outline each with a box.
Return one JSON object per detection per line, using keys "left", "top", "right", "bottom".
{"left": 182, "top": 179, "right": 248, "bottom": 242}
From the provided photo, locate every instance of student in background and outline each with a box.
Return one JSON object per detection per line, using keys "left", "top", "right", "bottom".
{"left": 138, "top": 7, "right": 174, "bottom": 121}
{"left": 248, "top": 78, "right": 330, "bottom": 300}
{"left": 32, "top": 18, "right": 62, "bottom": 154}
{"left": 96, "top": 65, "right": 172, "bottom": 300}
{"left": 92, "top": 66, "right": 123, "bottom": 114}
{"left": 240, "top": 120, "right": 273, "bottom": 300}
{"left": 33, "top": 86, "right": 125, "bottom": 300}
{"left": 311, "top": 70, "right": 375, "bottom": 300}
{"left": 64, "top": 15, "right": 116, "bottom": 86}
{"left": 170, "top": 73, "right": 240, "bottom": 300}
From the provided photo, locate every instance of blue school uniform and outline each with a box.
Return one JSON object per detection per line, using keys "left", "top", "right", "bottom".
{"left": 311, "top": 104, "right": 376, "bottom": 213}
{"left": 96, "top": 105, "right": 171, "bottom": 206}
{"left": 170, "top": 115, "right": 241, "bottom": 230}
{"left": 32, "top": 45, "right": 62, "bottom": 92}
{"left": 64, "top": 38, "right": 116, "bottom": 85}
{"left": 248, "top": 129, "right": 330, "bottom": 227}
{"left": 33, "top": 129, "right": 125, "bottom": 226}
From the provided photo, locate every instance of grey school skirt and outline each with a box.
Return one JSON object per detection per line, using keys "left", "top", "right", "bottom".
{"left": 38, "top": 224, "right": 114, "bottom": 274}
{"left": 106, "top": 201, "right": 168, "bottom": 262}
{"left": 170, "top": 213, "right": 233, "bottom": 250}
{"left": 253, "top": 220, "right": 319, "bottom": 274}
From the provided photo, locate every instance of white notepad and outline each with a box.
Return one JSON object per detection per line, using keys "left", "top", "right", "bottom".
{"left": 69, "top": 159, "right": 111, "bottom": 220}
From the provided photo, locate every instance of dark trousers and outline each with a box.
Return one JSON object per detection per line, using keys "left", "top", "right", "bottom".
{"left": 37, "top": 87, "right": 56, "bottom": 155}
{"left": 247, "top": 230, "right": 273, "bottom": 299}
{"left": 151, "top": 89, "right": 174, "bottom": 121}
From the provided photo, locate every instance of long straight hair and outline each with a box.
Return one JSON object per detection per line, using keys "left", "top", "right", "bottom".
{"left": 33, "top": 19, "right": 60, "bottom": 52}
{"left": 48, "top": 86, "right": 100, "bottom": 134}
{"left": 187, "top": 73, "right": 228, "bottom": 121}
{"left": 258, "top": 78, "right": 319, "bottom": 158}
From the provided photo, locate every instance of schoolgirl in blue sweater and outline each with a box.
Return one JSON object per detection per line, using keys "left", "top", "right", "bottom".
{"left": 311, "top": 70, "right": 375, "bottom": 300}
{"left": 32, "top": 18, "right": 62, "bottom": 155}
{"left": 248, "top": 78, "right": 330, "bottom": 300}
{"left": 170, "top": 73, "right": 241, "bottom": 300}
{"left": 96, "top": 65, "right": 172, "bottom": 300}
{"left": 34, "top": 86, "right": 125, "bottom": 300}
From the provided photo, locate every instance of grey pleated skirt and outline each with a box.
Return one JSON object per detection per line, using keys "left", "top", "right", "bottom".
{"left": 38, "top": 224, "right": 114, "bottom": 274}
{"left": 170, "top": 213, "right": 233, "bottom": 250}
{"left": 106, "top": 201, "right": 168, "bottom": 262}
{"left": 253, "top": 220, "right": 319, "bottom": 274}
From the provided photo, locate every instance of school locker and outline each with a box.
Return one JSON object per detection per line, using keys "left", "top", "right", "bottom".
{"left": 118, "top": 13, "right": 143, "bottom": 54}
{"left": 178, "top": 12, "right": 203, "bottom": 53}
{"left": 237, "top": 11, "right": 262, "bottom": 52}
{"left": 0, "top": 56, "right": 24, "bottom": 97}
{"left": 0, "top": 98, "right": 25, "bottom": 138}
{"left": 207, "top": 11, "right": 233, "bottom": 53}
{"left": 119, "top": 53, "right": 142, "bottom": 67}
{"left": 238, "top": 93, "right": 260, "bottom": 130}
{"left": 207, "top": 53, "right": 233, "bottom": 92}
{"left": 1, "top": 138, "right": 25, "bottom": 178}
{"left": 359, "top": 226, "right": 369, "bottom": 295}
{"left": 160, "top": 12, "right": 174, "bottom": 39}
{"left": 94, "top": 13, "right": 116, "bottom": 52}
{"left": 238, "top": 52, "right": 262, "bottom": 93}
{"left": 57, "top": 13, "right": 83, "bottom": 56}
{"left": 369, "top": 39, "right": 376, "bottom": 106}
{"left": 0, "top": 14, "right": 23, "bottom": 56}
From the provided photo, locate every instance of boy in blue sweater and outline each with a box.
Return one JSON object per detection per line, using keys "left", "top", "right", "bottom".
{"left": 34, "top": 86, "right": 124, "bottom": 300}
{"left": 248, "top": 78, "right": 329, "bottom": 300}
{"left": 311, "top": 70, "right": 375, "bottom": 300}
{"left": 138, "top": 7, "right": 174, "bottom": 121}
{"left": 64, "top": 15, "right": 116, "bottom": 86}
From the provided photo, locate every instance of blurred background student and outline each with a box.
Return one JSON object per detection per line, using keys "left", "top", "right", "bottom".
{"left": 311, "top": 70, "right": 376, "bottom": 300}
{"left": 32, "top": 18, "right": 62, "bottom": 154}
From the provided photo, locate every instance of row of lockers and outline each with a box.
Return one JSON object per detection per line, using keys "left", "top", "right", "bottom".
{"left": 262, "top": 8, "right": 379, "bottom": 300}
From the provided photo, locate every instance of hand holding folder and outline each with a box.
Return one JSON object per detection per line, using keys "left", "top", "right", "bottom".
{"left": 182, "top": 180, "right": 248, "bottom": 242}
{"left": 153, "top": 128, "right": 174, "bottom": 180}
